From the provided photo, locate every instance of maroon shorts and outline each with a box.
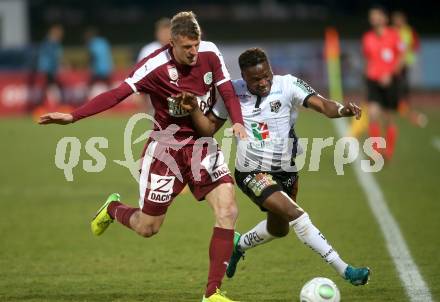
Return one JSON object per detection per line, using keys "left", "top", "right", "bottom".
{"left": 138, "top": 138, "right": 234, "bottom": 216}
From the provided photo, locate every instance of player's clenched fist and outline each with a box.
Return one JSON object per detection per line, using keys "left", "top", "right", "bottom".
{"left": 174, "top": 92, "right": 198, "bottom": 112}
{"left": 39, "top": 112, "right": 74, "bottom": 125}
{"left": 341, "top": 102, "right": 362, "bottom": 120}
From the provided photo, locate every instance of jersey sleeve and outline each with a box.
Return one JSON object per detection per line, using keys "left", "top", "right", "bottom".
{"left": 124, "top": 58, "right": 151, "bottom": 94}
{"left": 125, "top": 48, "right": 170, "bottom": 94}
{"left": 207, "top": 42, "right": 231, "bottom": 87}
{"left": 211, "top": 97, "right": 229, "bottom": 120}
{"left": 287, "top": 75, "right": 316, "bottom": 107}
{"left": 71, "top": 82, "right": 133, "bottom": 122}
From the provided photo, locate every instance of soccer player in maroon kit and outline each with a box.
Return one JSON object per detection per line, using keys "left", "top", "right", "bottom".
{"left": 39, "top": 11, "right": 245, "bottom": 302}
{"left": 362, "top": 6, "right": 404, "bottom": 160}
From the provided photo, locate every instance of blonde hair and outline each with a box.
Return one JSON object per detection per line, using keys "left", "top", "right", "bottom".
{"left": 170, "top": 11, "right": 201, "bottom": 39}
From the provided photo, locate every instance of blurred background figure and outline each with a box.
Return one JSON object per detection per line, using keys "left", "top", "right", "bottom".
{"left": 133, "top": 17, "right": 171, "bottom": 114}
{"left": 84, "top": 27, "right": 113, "bottom": 98}
{"left": 28, "top": 24, "right": 64, "bottom": 112}
{"left": 362, "top": 6, "right": 403, "bottom": 161}
{"left": 392, "top": 11, "right": 428, "bottom": 128}
{"left": 137, "top": 17, "right": 171, "bottom": 62}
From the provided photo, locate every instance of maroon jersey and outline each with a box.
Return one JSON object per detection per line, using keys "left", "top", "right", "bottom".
{"left": 71, "top": 41, "right": 243, "bottom": 143}
{"left": 125, "top": 41, "right": 236, "bottom": 141}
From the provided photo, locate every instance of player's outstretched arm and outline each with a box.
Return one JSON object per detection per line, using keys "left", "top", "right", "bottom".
{"left": 177, "top": 92, "right": 225, "bottom": 137}
{"left": 38, "top": 82, "right": 133, "bottom": 125}
{"left": 39, "top": 112, "right": 73, "bottom": 125}
{"left": 306, "top": 94, "right": 361, "bottom": 120}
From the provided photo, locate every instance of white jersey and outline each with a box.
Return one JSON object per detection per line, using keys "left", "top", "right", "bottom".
{"left": 137, "top": 41, "right": 162, "bottom": 62}
{"left": 212, "top": 74, "right": 316, "bottom": 172}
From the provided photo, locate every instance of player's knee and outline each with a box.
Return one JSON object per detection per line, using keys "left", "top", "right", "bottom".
{"left": 270, "top": 227, "right": 290, "bottom": 237}
{"left": 215, "top": 200, "right": 238, "bottom": 227}
{"left": 267, "top": 219, "right": 290, "bottom": 237}
{"left": 286, "top": 206, "right": 303, "bottom": 222}
{"left": 222, "top": 200, "right": 239, "bottom": 220}
{"left": 136, "top": 223, "right": 160, "bottom": 238}
{"left": 137, "top": 227, "right": 157, "bottom": 238}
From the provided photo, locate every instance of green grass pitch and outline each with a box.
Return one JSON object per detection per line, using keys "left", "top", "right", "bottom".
{"left": 0, "top": 108, "right": 439, "bottom": 301}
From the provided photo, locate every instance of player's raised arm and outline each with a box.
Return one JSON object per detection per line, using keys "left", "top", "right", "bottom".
{"left": 207, "top": 42, "right": 246, "bottom": 138}
{"left": 305, "top": 94, "right": 362, "bottom": 120}
{"left": 177, "top": 92, "right": 225, "bottom": 137}
{"left": 38, "top": 81, "right": 134, "bottom": 125}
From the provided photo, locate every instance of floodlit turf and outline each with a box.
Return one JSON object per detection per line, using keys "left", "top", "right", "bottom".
{"left": 0, "top": 108, "right": 438, "bottom": 301}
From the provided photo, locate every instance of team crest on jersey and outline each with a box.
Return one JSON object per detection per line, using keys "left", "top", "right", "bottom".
{"left": 167, "top": 65, "right": 178, "bottom": 81}
{"left": 270, "top": 100, "right": 281, "bottom": 113}
{"left": 203, "top": 72, "right": 213, "bottom": 85}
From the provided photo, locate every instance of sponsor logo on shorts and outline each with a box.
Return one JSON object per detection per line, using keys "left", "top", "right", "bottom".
{"left": 148, "top": 174, "right": 175, "bottom": 203}
{"left": 247, "top": 173, "right": 277, "bottom": 197}
{"left": 243, "top": 174, "right": 253, "bottom": 186}
{"left": 201, "top": 151, "right": 230, "bottom": 182}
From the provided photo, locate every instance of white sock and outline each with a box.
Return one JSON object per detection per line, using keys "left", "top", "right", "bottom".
{"left": 238, "top": 220, "right": 276, "bottom": 251}
{"left": 290, "top": 212, "right": 348, "bottom": 276}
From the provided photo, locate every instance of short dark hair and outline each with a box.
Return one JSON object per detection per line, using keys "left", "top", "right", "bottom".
{"left": 170, "top": 11, "right": 201, "bottom": 39}
{"left": 238, "top": 48, "right": 268, "bottom": 70}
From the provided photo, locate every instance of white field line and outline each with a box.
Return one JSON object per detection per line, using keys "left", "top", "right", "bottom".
{"left": 432, "top": 137, "right": 440, "bottom": 152}
{"left": 333, "top": 119, "right": 433, "bottom": 302}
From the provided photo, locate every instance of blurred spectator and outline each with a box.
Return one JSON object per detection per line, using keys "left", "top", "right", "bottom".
{"left": 392, "top": 11, "right": 427, "bottom": 127}
{"left": 134, "top": 18, "right": 171, "bottom": 114}
{"left": 362, "top": 6, "right": 403, "bottom": 161}
{"left": 84, "top": 27, "right": 113, "bottom": 98}
{"left": 28, "top": 24, "right": 64, "bottom": 111}
{"left": 137, "top": 18, "right": 171, "bottom": 62}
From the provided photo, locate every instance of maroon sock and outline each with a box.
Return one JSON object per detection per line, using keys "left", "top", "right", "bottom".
{"left": 205, "top": 227, "right": 234, "bottom": 297}
{"left": 107, "top": 201, "right": 138, "bottom": 229}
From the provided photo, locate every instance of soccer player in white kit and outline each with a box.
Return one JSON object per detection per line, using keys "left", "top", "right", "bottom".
{"left": 179, "top": 48, "right": 370, "bottom": 286}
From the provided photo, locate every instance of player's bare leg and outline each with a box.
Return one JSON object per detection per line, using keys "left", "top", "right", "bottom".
{"left": 229, "top": 191, "right": 370, "bottom": 285}
{"left": 91, "top": 193, "right": 165, "bottom": 238}
{"left": 206, "top": 183, "right": 238, "bottom": 229}
{"left": 266, "top": 211, "right": 289, "bottom": 238}
{"left": 203, "top": 182, "right": 238, "bottom": 300}
{"left": 128, "top": 211, "right": 166, "bottom": 238}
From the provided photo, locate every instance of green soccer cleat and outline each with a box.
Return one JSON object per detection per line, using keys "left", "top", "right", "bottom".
{"left": 202, "top": 288, "right": 239, "bottom": 302}
{"left": 344, "top": 265, "right": 371, "bottom": 286}
{"left": 226, "top": 232, "right": 245, "bottom": 278}
{"left": 91, "top": 193, "right": 120, "bottom": 236}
